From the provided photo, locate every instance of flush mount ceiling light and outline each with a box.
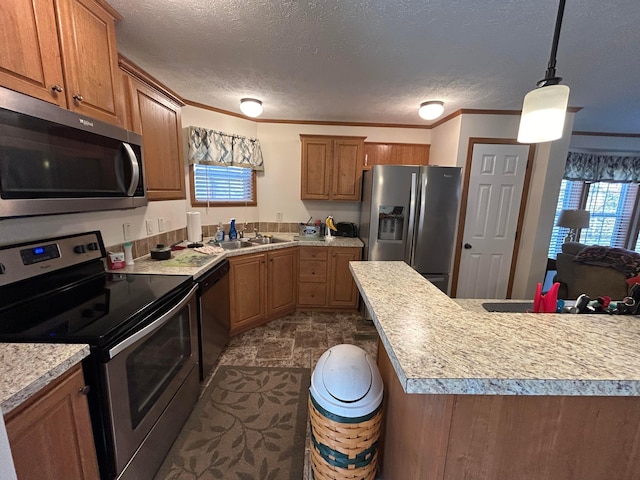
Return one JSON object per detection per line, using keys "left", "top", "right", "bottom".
{"left": 418, "top": 101, "right": 445, "bottom": 121}
{"left": 240, "top": 98, "right": 263, "bottom": 117}
{"left": 517, "top": 0, "right": 570, "bottom": 144}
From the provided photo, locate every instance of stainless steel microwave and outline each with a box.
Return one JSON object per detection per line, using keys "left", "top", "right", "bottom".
{"left": 0, "top": 86, "right": 146, "bottom": 219}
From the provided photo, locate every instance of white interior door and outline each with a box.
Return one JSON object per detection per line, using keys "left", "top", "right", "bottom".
{"left": 457, "top": 143, "right": 530, "bottom": 298}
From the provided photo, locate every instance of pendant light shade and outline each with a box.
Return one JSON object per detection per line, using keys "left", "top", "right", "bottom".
{"left": 240, "top": 98, "right": 263, "bottom": 117}
{"left": 418, "top": 101, "right": 444, "bottom": 120}
{"left": 517, "top": 84, "right": 570, "bottom": 143}
{"left": 517, "top": 0, "right": 570, "bottom": 144}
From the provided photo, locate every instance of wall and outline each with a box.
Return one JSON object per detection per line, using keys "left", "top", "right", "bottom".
{"left": 429, "top": 115, "right": 462, "bottom": 166}
{"left": 256, "top": 123, "right": 431, "bottom": 225}
{"left": 443, "top": 112, "right": 575, "bottom": 299}
{"left": 570, "top": 134, "right": 640, "bottom": 153}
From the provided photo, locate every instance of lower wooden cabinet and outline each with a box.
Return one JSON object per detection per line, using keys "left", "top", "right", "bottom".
{"left": 298, "top": 246, "right": 362, "bottom": 309}
{"left": 229, "top": 247, "right": 297, "bottom": 335}
{"left": 4, "top": 364, "right": 99, "bottom": 480}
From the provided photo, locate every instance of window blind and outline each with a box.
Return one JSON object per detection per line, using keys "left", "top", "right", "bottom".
{"left": 193, "top": 164, "right": 254, "bottom": 203}
{"left": 548, "top": 180, "right": 583, "bottom": 258}
{"left": 581, "top": 182, "right": 638, "bottom": 248}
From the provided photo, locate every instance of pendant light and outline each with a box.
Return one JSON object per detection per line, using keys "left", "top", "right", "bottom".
{"left": 418, "top": 101, "right": 444, "bottom": 120}
{"left": 240, "top": 98, "right": 263, "bottom": 117}
{"left": 517, "top": 0, "right": 570, "bottom": 143}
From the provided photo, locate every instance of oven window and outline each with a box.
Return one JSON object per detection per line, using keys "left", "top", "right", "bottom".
{"left": 125, "top": 307, "right": 191, "bottom": 429}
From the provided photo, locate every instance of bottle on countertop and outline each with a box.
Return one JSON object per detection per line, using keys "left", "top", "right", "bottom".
{"left": 229, "top": 218, "right": 238, "bottom": 240}
{"left": 215, "top": 222, "right": 225, "bottom": 242}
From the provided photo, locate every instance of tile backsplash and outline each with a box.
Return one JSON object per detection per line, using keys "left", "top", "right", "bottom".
{"left": 106, "top": 222, "right": 305, "bottom": 259}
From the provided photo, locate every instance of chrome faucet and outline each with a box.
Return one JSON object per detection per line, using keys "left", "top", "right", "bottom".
{"left": 254, "top": 227, "right": 263, "bottom": 239}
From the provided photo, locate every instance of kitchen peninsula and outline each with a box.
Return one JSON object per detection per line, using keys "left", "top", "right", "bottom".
{"left": 349, "top": 261, "right": 640, "bottom": 480}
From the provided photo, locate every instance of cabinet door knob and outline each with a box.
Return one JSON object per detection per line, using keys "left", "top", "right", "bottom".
{"left": 78, "top": 385, "right": 91, "bottom": 395}
{"left": 73, "top": 94, "right": 84, "bottom": 103}
{"left": 51, "top": 84, "right": 63, "bottom": 93}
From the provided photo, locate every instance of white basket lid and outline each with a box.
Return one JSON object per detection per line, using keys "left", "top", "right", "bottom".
{"left": 310, "top": 344, "right": 383, "bottom": 418}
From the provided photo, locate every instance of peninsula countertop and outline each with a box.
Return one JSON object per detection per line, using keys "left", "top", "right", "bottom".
{"left": 349, "top": 261, "right": 640, "bottom": 396}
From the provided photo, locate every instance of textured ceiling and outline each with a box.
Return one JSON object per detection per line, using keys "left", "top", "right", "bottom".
{"left": 108, "top": 0, "right": 640, "bottom": 134}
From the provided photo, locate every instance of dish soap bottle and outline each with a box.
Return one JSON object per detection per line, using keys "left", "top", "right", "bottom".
{"left": 215, "top": 222, "right": 225, "bottom": 242}
{"left": 229, "top": 218, "right": 238, "bottom": 240}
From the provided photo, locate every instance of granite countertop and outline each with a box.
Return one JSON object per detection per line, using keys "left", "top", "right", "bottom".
{"left": 349, "top": 261, "right": 640, "bottom": 396}
{"left": 112, "top": 233, "right": 363, "bottom": 280}
{"left": 0, "top": 343, "right": 90, "bottom": 415}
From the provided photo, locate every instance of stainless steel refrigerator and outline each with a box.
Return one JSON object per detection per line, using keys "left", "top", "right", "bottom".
{"left": 359, "top": 165, "right": 462, "bottom": 294}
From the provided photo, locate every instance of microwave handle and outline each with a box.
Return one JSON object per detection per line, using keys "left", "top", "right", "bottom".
{"left": 121, "top": 142, "right": 140, "bottom": 196}
{"left": 107, "top": 284, "right": 198, "bottom": 359}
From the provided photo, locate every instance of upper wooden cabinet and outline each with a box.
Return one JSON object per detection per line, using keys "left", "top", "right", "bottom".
{"left": 121, "top": 60, "right": 186, "bottom": 201}
{"left": 300, "top": 135, "right": 366, "bottom": 201}
{"left": 0, "top": 0, "right": 124, "bottom": 126}
{"left": 363, "top": 142, "right": 430, "bottom": 169}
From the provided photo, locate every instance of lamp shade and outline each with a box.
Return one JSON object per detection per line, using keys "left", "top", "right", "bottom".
{"left": 240, "top": 98, "right": 263, "bottom": 117}
{"left": 418, "top": 101, "right": 444, "bottom": 120}
{"left": 517, "top": 84, "right": 570, "bottom": 143}
{"left": 556, "top": 209, "right": 590, "bottom": 229}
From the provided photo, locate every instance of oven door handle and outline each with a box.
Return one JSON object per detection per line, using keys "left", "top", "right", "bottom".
{"left": 107, "top": 284, "right": 198, "bottom": 359}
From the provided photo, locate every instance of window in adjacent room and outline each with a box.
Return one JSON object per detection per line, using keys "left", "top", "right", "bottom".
{"left": 548, "top": 179, "right": 639, "bottom": 258}
{"left": 190, "top": 164, "right": 256, "bottom": 206}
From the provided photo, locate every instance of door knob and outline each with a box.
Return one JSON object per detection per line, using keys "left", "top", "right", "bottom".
{"left": 464, "top": 243, "right": 472, "bottom": 249}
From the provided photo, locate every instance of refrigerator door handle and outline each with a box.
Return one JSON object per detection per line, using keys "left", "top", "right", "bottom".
{"left": 405, "top": 172, "right": 418, "bottom": 264}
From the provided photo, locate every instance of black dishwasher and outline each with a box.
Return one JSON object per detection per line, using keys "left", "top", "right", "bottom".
{"left": 197, "top": 259, "right": 230, "bottom": 381}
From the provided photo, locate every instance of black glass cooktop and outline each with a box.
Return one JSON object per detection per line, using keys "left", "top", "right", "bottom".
{"left": 0, "top": 272, "right": 192, "bottom": 347}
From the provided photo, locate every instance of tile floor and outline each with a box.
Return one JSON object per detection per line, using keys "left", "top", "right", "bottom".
{"left": 213, "top": 310, "right": 380, "bottom": 480}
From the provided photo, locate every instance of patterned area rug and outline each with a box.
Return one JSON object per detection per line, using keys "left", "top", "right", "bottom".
{"left": 154, "top": 366, "right": 310, "bottom": 480}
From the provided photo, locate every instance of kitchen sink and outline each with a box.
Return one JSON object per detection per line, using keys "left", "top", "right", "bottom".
{"left": 247, "top": 237, "right": 288, "bottom": 245}
{"left": 216, "top": 240, "right": 253, "bottom": 250}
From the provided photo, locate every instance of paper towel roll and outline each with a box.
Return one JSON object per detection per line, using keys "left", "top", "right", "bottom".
{"left": 186, "top": 212, "right": 202, "bottom": 243}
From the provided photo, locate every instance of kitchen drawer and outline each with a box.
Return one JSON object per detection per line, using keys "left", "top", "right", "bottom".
{"left": 299, "top": 247, "right": 328, "bottom": 261}
{"left": 298, "top": 283, "right": 327, "bottom": 306}
{"left": 299, "top": 260, "right": 328, "bottom": 283}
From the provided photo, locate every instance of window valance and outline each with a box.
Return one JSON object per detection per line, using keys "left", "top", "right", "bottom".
{"left": 187, "top": 126, "right": 264, "bottom": 171}
{"left": 564, "top": 150, "right": 640, "bottom": 183}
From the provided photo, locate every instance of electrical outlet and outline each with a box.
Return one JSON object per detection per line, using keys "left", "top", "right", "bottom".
{"left": 123, "top": 223, "right": 133, "bottom": 241}
{"left": 276, "top": 212, "right": 283, "bottom": 223}
{"left": 145, "top": 219, "right": 154, "bottom": 235}
{"left": 158, "top": 217, "right": 166, "bottom": 232}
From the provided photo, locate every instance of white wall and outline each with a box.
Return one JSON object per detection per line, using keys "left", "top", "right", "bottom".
{"left": 570, "top": 134, "right": 640, "bottom": 153}
{"left": 256, "top": 123, "right": 431, "bottom": 224}
{"left": 429, "top": 116, "right": 461, "bottom": 166}
{"left": 441, "top": 112, "right": 575, "bottom": 299}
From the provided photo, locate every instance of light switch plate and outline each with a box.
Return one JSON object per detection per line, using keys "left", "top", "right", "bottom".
{"left": 145, "top": 219, "right": 154, "bottom": 235}
{"left": 158, "top": 217, "right": 166, "bottom": 232}
{"left": 123, "top": 223, "right": 133, "bottom": 241}
{"left": 276, "top": 212, "right": 283, "bottom": 223}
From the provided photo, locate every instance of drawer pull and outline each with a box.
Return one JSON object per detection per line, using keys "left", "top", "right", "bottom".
{"left": 73, "top": 94, "right": 84, "bottom": 103}
{"left": 51, "top": 84, "right": 63, "bottom": 93}
{"left": 79, "top": 385, "right": 91, "bottom": 395}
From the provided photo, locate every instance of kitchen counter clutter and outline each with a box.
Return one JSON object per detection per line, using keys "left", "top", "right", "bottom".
{"left": 113, "top": 233, "right": 363, "bottom": 279}
{"left": 0, "top": 343, "right": 90, "bottom": 414}
{"left": 349, "top": 261, "right": 640, "bottom": 396}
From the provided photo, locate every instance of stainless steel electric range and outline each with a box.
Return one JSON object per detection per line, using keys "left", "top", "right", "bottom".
{"left": 0, "top": 231, "right": 200, "bottom": 480}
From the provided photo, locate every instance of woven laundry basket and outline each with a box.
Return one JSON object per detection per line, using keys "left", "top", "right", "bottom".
{"left": 309, "top": 344, "right": 383, "bottom": 480}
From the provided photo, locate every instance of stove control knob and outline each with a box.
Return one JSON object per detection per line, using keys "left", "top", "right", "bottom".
{"left": 74, "top": 245, "right": 86, "bottom": 254}
{"left": 87, "top": 242, "right": 99, "bottom": 251}
{"left": 0, "top": 263, "right": 5, "bottom": 274}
